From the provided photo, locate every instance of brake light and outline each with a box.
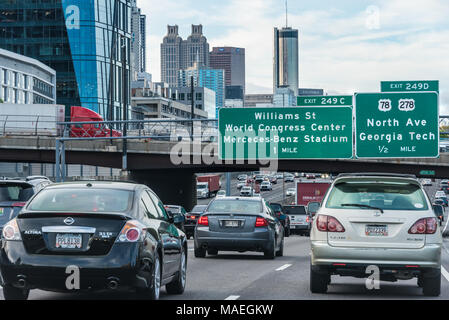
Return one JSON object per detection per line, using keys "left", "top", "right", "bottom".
{"left": 316, "top": 215, "right": 345, "bottom": 232}
{"left": 408, "top": 218, "right": 437, "bottom": 234}
{"left": 116, "top": 220, "right": 146, "bottom": 243}
{"left": 198, "top": 216, "right": 209, "bottom": 226}
{"left": 2, "top": 218, "right": 21, "bottom": 241}
{"left": 255, "top": 217, "right": 268, "bottom": 227}
{"left": 190, "top": 215, "right": 197, "bottom": 219}
{"left": 306, "top": 216, "right": 310, "bottom": 223}
{"left": 12, "top": 202, "right": 26, "bottom": 207}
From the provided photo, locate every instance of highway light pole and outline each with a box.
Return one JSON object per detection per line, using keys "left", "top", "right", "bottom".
{"left": 121, "top": 36, "right": 128, "bottom": 171}
{"left": 190, "top": 75, "right": 194, "bottom": 140}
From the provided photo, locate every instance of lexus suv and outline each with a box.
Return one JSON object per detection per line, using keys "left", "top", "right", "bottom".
{"left": 310, "top": 173, "right": 442, "bottom": 296}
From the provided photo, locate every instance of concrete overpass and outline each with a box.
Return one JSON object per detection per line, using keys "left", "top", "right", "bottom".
{"left": 1, "top": 135, "right": 449, "bottom": 210}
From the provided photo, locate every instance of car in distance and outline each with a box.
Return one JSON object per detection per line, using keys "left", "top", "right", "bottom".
{"left": 0, "top": 181, "right": 188, "bottom": 300}
{"left": 284, "top": 174, "right": 295, "bottom": 183}
{"left": 283, "top": 205, "right": 310, "bottom": 236}
{"left": 237, "top": 182, "right": 246, "bottom": 190}
{"left": 240, "top": 186, "right": 254, "bottom": 197}
{"left": 194, "top": 197, "right": 284, "bottom": 259}
{"left": 216, "top": 190, "right": 227, "bottom": 198}
{"left": 237, "top": 174, "right": 248, "bottom": 181}
{"left": 310, "top": 173, "right": 442, "bottom": 296}
{"left": 260, "top": 181, "right": 272, "bottom": 191}
{"left": 286, "top": 188, "right": 296, "bottom": 197}
{"left": 0, "top": 178, "right": 52, "bottom": 233}
{"left": 432, "top": 204, "right": 444, "bottom": 226}
{"left": 421, "top": 179, "right": 432, "bottom": 186}
{"left": 269, "top": 203, "right": 291, "bottom": 237}
{"left": 185, "top": 204, "right": 208, "bottom": 239}
{"left": 164, "top": 205, "right": 187, "bottom": 232}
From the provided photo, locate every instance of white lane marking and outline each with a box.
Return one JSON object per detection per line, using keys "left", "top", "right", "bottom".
{"left": 442, "top": 266, "right": 449, "bottom": 282}
{"left": 225, "top": 295, "right": 240, "bottom": 300}
{"left": 276, "top": 264, "right": 292, "bottom": 271}
{"left": 188, "top": 248, "right": 194, "bottom": 251}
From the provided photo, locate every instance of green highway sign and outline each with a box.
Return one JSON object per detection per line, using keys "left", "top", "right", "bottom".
{"left": 420, "top": 170, "right": 435, "bottom": 176}
{"left": 219, "top": 107, "right": 353, "bottom": 160}
{"left": 355, "top": 92, "right": 439, "bottom": 159}
{"left": 381, "top": 80, "right": 439, "bottom": 93}
{"left": 297, "top": 95, "right": 353, "bottom": 106}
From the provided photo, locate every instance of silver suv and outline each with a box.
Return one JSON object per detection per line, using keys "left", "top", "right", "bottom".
{"left": 310, "top": 173, "right": 442, "bottom": 296}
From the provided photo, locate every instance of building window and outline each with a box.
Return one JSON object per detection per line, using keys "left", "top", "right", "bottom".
{"left": 196, "top": 92, "right": 202, "bottom": 100}
{"left": 3, "top": 70, "right": 8, "bottom": 85}
{"left": 3, "top": 87, "right": 8, "bottom": 102}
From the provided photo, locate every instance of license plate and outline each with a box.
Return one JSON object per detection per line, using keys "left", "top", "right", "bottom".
{"left": 365, "top": 225, "right": 388, "bottom": 237}
{"left": 223, "top": 220, "right": 240, "bottom": 228}
{"left": 55, "top": 234, "right": 82, "bottom": 249}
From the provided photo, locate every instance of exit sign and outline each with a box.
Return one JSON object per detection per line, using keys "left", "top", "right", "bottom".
{"left": 381, "top": 80, "right": 439, "bottom": 93}
{"left": 297, "top": 95, "right": 352, "bottom": 106}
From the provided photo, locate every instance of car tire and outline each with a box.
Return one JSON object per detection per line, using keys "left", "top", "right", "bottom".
{"left": 207, "top": 248, "right": 218, "bottom": 255}
{"left": 264, "top": 237, "right": 276, "bottom": 260}
{"left": 417, "top": 275, "right": 424, "bottom": 288}
{"left": 149, "top": 252, "right": 162, "bottom": 300}
{"left": 285, "top": 227, "right": 290, "bottom": 237}
{"left": 166, "top": 248, "right": 187, "bottom": 295}
{"left": 194, "top": 244, "right": 206, "bottom": 258}
{"left": 186, "top": 234, "right": 191, "bottom": 240}
{"left": 2, "top": 285, "right": 29, "bottom": 300}
{"left": 276, "top": 238, "right": 284, "bottom": 257}
{"left": 422, "top": 269, "right": 441, "bottom": 296}
{"left": 310, "top": 265, "right": 329, "bottom": 294}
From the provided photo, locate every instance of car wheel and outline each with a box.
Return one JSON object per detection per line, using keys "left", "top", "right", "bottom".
{"left": 148, "top": 252, "right": 162, "bottom": 300}
{"left": 264, "top": 237, "right": 276, "bottom": 259}
{"left": 285, "top": 227, "right": 290, "bottom": 237}
{"left": 276, "top": 238, "right": 284, "bottom": 257}
{"left": 2, "top": 285, "right": 29, "bottom": 300}
{"left": 310, "top": 265, "right": 329, "bottom": 294}
{"left": 422, "top": 269, "right": 441, "bottom": 296}
{"left": 186, "top": 234, "right": 191, "bottom": 240}
{"left": 417, "top": 275, "right": 424, "bottom": 288}
{"left": 207, "top": 248, "right": 218, "bottom": 255}
{"left": 194, "top": 243, "right": 206, "bottom": 258}
{"left": 166, "top": 248, "right": 187, "bottom": 295}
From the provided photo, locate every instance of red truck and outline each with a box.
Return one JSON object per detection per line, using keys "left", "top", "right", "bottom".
{"left": 295, "top": 179, "right": 332, "bottom": 206}
{"left": 70, "top": 106, "right": 122, "bottom": 138}
{"left": 197, "top": 175, "right": 221, "bottom": 199}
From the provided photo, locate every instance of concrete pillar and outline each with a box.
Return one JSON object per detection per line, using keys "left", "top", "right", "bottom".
{"left": 129, "top": 170, "right": 197, "bottom": 211}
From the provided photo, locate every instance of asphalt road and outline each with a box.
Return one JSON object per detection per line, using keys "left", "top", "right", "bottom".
{"left": 1, "top": 179, "right": 448, "bottom": 300}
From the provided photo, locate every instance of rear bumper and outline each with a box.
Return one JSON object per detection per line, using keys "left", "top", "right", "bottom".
{"left": 0, "top": 240, "right": 145, "bottom": 292}
{"left": 311, "top": 241, "right": 441, "bottom": 269}
{"left": 290, "top": 224, "right": 309, "bottom": 230}
{"left": 195, "top": 227, "right": 273, "bottom": 252}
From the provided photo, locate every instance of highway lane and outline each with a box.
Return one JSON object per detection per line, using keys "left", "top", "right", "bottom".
{"left": 2, "top": 178, "right": 448, "bottom": 300}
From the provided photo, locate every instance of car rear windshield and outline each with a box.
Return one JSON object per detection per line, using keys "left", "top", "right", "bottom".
{"left": 326, "top": 182, "right": 429, "bottom": 211}
{"left": 166, "top": 206, "right": 181, "bottom": 213}
{"left": 0, "top": 183, "right": 34, "bottom": 202}
{"left": 191, "top": 205, "right": 207, "bottom": 213}
{"left": 207, "top": 199, "right": 262, "bottom": 214}
{"left": 270, "top": 204, "right": 282, "bottom": 212}
{"left": 27, "top": 188, "right": 134, "bottom": 213}
{"left": 283, "top": 206, "right": 307, "bottom": 215}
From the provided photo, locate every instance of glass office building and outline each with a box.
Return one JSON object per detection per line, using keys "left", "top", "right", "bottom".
{"left": 273, "top": 27, "right": 299, "bottom": 96}
{"left": 0, "top": 0, "right": 132, "bottom": 120}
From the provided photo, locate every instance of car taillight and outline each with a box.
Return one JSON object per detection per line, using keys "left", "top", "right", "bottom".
{"left": 198, "top": 216, "right": 209, "bottom": 226}
{"left": 190, "top": 215, "right": 197, "bottom": 219}
{"left": 316, "top": 215, "right": 345, "bottom": 232}
{"left": 116, "top": 220, "right": 146, "bottom": 243}
{"left": 276, "top": 211, "right": 281, "bottom": 217}
{"left": 12, "top": 202, "right": 26, "bottom": 207}
{"left": 255, "top": 217, "right": 268, "bottom": 227}
{"left": 408, "top": 218, "right": 437, "bottom": 234}
{"left": 306, "top": 216, "right": 310, "bottom": 223}
{"left": 2, "top": 218, "right": 22, "bottom": 241}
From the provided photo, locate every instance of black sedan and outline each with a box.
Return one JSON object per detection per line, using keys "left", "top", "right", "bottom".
{"left": 194, "top": 197, "right": 284, "bottom": 259}
{"left": 184, "top": 205, "right": 208, "bottom": 239}
{"left": 0, "top": 181, "right": 187, "bottom": 300}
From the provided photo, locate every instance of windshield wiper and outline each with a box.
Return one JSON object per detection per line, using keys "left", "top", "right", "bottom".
{"left": 341, "top": 203, "right": 384, "bottom": 213}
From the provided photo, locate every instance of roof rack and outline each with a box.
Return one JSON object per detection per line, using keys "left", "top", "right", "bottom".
{"left": 336, "top": 173, "right": 417, "bottom": 179}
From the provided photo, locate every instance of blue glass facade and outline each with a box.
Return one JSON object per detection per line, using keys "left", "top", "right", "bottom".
{"left": 0, "top": 0, "right": 132, "bottom": 120}
{"left": 178, "top": 66, "right": 224, "bottom": 119}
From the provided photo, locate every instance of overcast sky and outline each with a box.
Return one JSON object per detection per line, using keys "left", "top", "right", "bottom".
{"left": 138, "top": 0, "right": 449, "bottom": 113}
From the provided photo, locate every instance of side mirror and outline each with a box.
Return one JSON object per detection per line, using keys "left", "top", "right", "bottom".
{"left": 166, "top": 210, "right": 175, "bottom": 224}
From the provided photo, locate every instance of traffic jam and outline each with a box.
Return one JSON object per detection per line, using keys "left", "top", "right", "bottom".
{"left": 0, "top": 172, "right": 447, "bottom": 302}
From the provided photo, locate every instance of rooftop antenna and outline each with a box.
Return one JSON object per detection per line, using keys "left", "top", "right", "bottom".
{"left": 285, "top": 0, "right": 288, "bottom": 28}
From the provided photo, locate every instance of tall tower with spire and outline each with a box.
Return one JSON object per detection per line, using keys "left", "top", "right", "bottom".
{"left": 273, "top": 0, "right": 299, "bottom": 96}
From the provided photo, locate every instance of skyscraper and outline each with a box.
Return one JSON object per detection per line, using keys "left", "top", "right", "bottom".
{"left": 130, "top": 0, "right": 146, "bottom": 79}
{"left": 209, "top": 47, "right": 245, "bottom": 96}
{"left": 273, "top": 27, "right": 299, "bottom": 96}
{"left": 0, "top": 0, "right": 132, "bottom": 120}
{"left": 178, "top": 64, "right": 224, "bottom": 119}
{"left": 161, "top": 24, "right": 209, "bottom": 87}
